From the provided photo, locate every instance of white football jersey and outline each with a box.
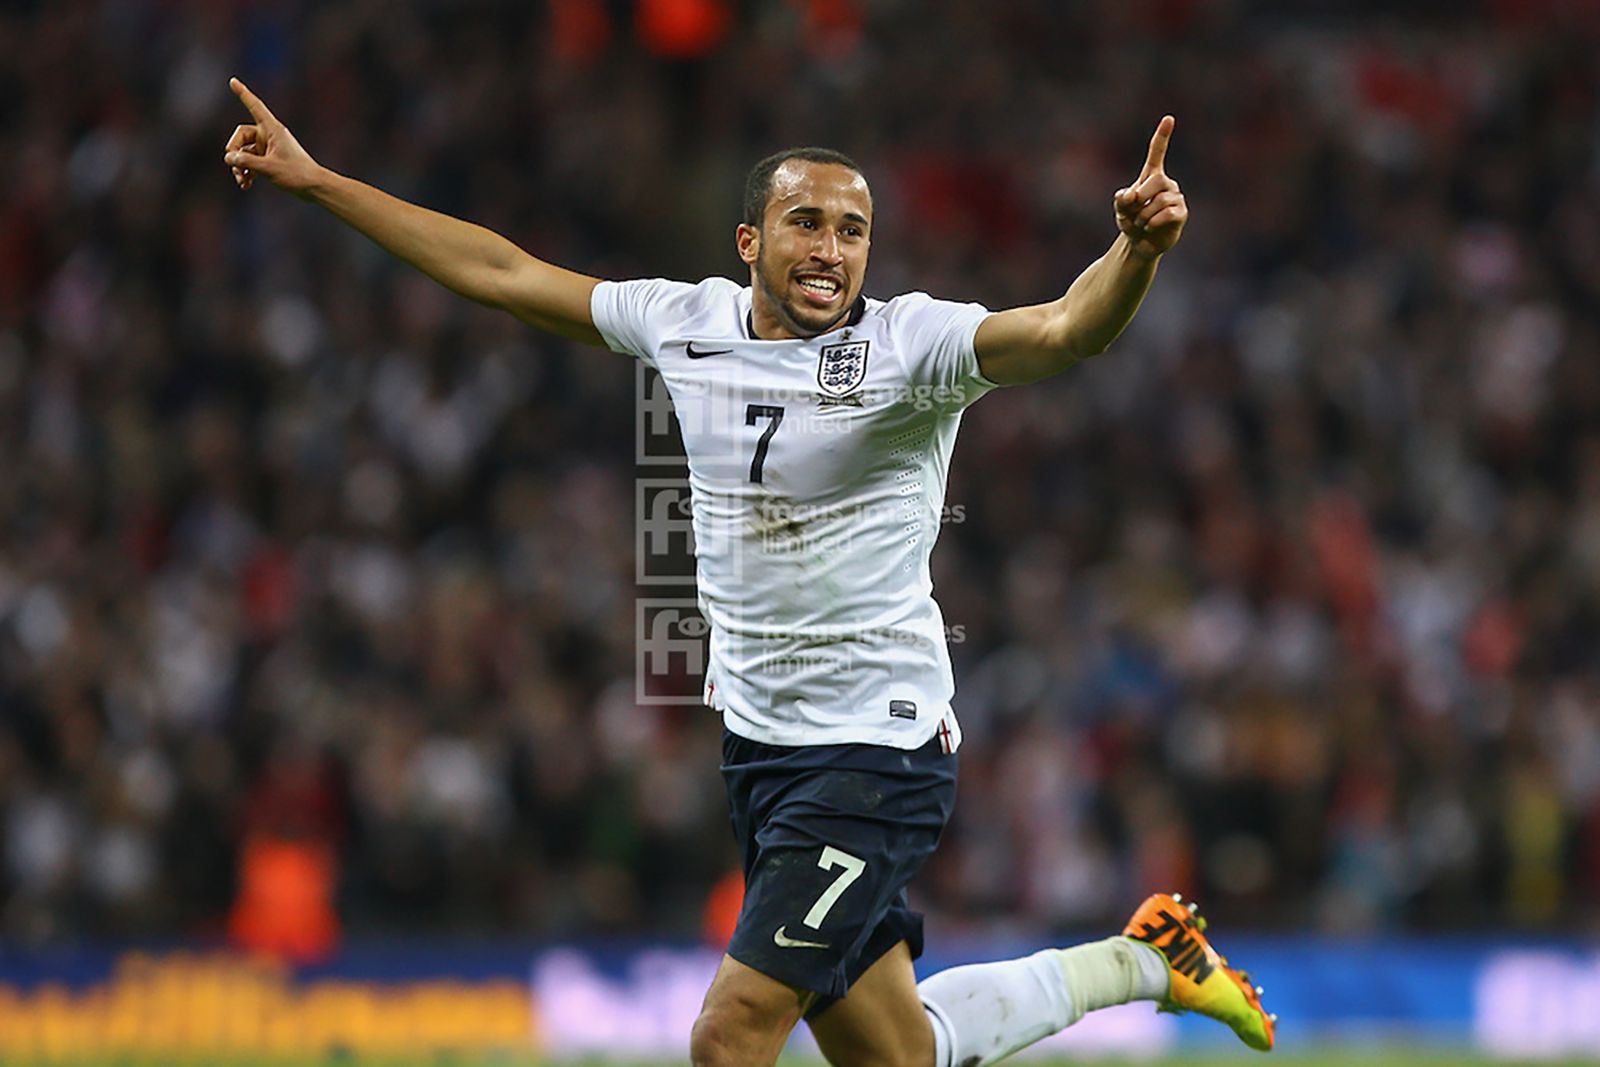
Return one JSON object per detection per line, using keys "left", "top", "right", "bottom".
{"left": 593, "top": 277, "right": 998, "bottom": 751}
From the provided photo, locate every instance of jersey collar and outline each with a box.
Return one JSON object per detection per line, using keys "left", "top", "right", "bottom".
{"left": 745, "top": 296, "right": 868, "bottom": 341}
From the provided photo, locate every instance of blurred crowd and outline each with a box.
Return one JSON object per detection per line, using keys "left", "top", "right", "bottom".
{"left": 2, "top": 0, "right": 1599, "bottom": 953}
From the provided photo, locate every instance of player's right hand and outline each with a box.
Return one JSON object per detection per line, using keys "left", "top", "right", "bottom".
{"left": 223, "top": 77, "right": 320, "bottom": 197}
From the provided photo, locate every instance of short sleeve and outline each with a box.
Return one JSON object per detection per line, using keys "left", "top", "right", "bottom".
{"left": 889, "top": 292, "right": 1000, "bottom": 411}
{"left": 590, "top": 278, "right": 698, "bottom": 367}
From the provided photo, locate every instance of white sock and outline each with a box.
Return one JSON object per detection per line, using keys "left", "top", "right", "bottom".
{"left": 918, "top": 937, "right": 1169, "bottom": 1066}
{"left": 1068, "top": 935, "right": 1172, "bottom": 1009}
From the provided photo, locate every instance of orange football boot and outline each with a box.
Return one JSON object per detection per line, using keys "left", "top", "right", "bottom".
{"left": 1123, "top": 891, "right": 1276, "bottom": 1051}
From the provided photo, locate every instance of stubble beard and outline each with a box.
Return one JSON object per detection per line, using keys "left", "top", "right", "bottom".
{"left": 755, "top": 245, "right": 850, "bottom": 340}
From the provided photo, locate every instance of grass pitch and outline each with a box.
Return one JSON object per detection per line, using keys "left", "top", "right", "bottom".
{"left": 9, "top": 1055, "right": 1595, "bottom": 1066}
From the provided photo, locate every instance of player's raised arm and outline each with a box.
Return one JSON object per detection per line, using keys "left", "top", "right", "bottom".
{"left": 222, "top": 77, "right": 605, "bottom": 345}
{"left": 974, "top": 115, "right": 1187, "bottom": 385}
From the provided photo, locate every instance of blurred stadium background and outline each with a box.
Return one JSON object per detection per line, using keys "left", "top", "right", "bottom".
{"left": 2, "top": 0, "right": 1599, "bottom": 1062}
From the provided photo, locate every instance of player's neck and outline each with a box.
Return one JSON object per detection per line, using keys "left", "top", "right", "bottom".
{"left": 748, "top": 295, "right": 865, "bottom": 341}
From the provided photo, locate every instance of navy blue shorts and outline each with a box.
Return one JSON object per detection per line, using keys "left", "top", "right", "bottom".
{"left": 721, "top": 729, "right": 958, "bottom": 1016}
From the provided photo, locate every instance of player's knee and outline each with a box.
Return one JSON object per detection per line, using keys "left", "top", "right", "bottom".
{"left": 688, "top": 1010, "right": 734, "bottom": 1067}
{"left": 690, "top": 997, "right": 788, "bottom": 1067}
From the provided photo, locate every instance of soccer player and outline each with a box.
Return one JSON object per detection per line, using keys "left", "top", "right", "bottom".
{"left": 224, "top": 76, "right": 1275, "bottom": 1066}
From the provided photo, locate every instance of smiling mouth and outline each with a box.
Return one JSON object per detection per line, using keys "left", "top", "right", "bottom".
{"left": 794, "top": 274, "right": 844, "bottom": 305}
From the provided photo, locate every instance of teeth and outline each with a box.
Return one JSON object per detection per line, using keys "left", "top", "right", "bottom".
{"left": 1172, "top": 893, "right": 1182, "bottom": 903}
{"left": 1187, "top": 901, "right": 1199, "bottom": 913}
{"left": 798, "top": 278, "right": 839, "bottom": 294}
{"left": 1256, "top": 985, "right": 1265, "bottom": 995}
{"left": 1269, "top": 1013, "right": 1279, "bottom": 1023}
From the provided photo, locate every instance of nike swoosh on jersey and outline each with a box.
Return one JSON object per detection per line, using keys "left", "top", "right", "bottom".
{"left": 772, "top": 926, "right": 830, "bottom": 950}
{"left": 686, "top": 342, "right": 733, "bottom": 359}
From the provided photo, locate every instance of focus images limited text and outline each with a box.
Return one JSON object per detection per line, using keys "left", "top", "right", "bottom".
{"left": 746, "top": 498, "right": 967, "bottom": 555}
{"left": 666, "top": 380, "right": 980, "bottom": 435}
{"left": 730, "top": 621, "right": 969, "bottom": 680}
{"left": 749, "top": 499, "right": 967, "bottom": 528}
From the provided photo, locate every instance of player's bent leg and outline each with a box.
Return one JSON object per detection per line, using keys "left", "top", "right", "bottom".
{"left": 914, "top": 935, "right": 1174, "bottom": 1066}
{"left": 807, "top": 940, "right": 936, "bottom": 1067}
{"left": 809, "top": 934, "right": 1166, "bottom": 1067}
{"left": 691, "top": 954, "right": 815, "bottom": 1067}
{"left": 907, "top": 893, "right": 1278, "bottom": 1065}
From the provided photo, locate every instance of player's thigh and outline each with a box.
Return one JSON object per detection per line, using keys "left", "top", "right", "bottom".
{"left": 724, "top": 736, "right": 956, "bottom": 1007}
{"left": 694, "top": 954, "right": 814, "bottom": 1067}
{"left": 808, "top": 940, "right": 935, "bottom": 1067}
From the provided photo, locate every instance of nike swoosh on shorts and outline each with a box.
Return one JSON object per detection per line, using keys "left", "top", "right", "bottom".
{"left": 772, "top": 926, "right": 829, "bottom": 949}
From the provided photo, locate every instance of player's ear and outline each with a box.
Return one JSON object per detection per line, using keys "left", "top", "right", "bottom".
{"left": 736, "top": 222, "right": 760, "bottom": 265}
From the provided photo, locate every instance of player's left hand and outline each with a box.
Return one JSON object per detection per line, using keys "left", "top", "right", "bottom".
{"left": 1114, "top": 116, "right": 1187, "bottom": 260}
{"left": 222, "top": 77, "right": 321, "bottom": 198}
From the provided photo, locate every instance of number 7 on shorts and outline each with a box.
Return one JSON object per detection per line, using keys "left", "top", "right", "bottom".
{"left": 803, "top": 846, "right": 865, "bottom": 929}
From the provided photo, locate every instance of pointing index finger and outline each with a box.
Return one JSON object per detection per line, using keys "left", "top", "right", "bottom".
{"left": 230, "top": 77, "right": 276, "bottom": 124}
{"left": 1142, "top": 114, "right": 1175, "bottom": 178}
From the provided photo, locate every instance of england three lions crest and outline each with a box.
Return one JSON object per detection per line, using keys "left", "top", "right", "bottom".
{"left": 817, "top": 340, "right": 870, "bottom": 398}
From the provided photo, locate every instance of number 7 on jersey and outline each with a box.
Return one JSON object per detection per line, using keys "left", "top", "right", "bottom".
{"left": 745, "top": 404, "right": 784, "bottom": 484}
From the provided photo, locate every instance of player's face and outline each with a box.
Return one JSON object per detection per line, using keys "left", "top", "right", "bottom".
{"left": 738, "top": 160, "right": 872, "bottom": 339}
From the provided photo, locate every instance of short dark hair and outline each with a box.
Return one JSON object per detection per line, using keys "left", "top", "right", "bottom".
{"left": 742, "top": 147, "right": 866, "bottom": 228}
